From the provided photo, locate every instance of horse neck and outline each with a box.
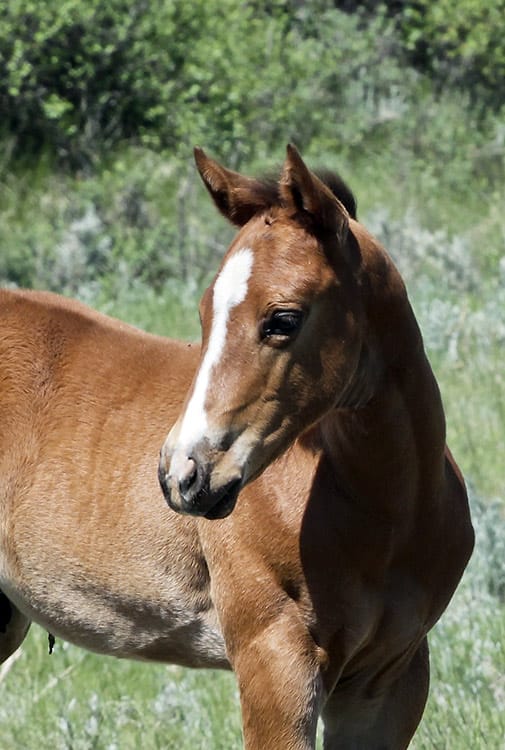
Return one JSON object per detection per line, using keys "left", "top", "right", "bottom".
{"left": 317, "top": 233, "right": 447, "bottom": 518}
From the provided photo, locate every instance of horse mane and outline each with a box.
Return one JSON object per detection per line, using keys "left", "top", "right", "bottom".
{"left": 314, "top": 169, "right": 357, "bottom": 220}
{"left": 259, "top": 168, "right": 357, "bottom": 220}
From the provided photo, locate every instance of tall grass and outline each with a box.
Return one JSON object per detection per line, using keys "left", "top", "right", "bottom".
{"left": 0, "top": 633, "right": 242, "bottom": 749}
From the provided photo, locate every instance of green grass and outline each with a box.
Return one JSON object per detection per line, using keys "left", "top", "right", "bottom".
{"left": 95, "top": 279, "right": 202, "bottom": 342}
{"left": 0, "top": 630, "right": 242, "bottom": 750}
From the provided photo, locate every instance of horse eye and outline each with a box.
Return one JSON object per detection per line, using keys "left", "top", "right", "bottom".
{"left": 261, "top": 309, "right": 304, "bottom": 340}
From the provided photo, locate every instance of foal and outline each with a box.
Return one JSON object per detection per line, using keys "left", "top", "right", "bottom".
{"left": 0, "top": 146, "right": 473, "bottom": 749}
{"left": 159, "top": 146, "right": 474, "bottom": 747}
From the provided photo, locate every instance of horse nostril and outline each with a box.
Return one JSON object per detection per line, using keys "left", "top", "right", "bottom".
{"left": 178, "top": 457, "right": 198, "bottom": 497}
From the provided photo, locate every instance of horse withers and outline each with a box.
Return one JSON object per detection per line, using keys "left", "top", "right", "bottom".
{"left": 0, "top": 145, "right": 473, "bottom": 749}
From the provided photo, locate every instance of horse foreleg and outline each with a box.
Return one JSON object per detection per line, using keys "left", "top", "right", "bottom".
{"left": 321, "top": 638, "right": 430, "bottom": 750}
{"left": 0, "top": 591, "right": 31, "bottom": 663}
{"left": 232, "top": 615, "right": 323, "bottom": 750}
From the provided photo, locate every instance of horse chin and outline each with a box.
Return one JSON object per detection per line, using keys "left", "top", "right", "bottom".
{"left": 203, "top": 478, "right": 242, "bottom": 520}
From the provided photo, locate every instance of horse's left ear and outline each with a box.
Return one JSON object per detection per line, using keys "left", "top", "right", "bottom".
{"left": 194, "top": 147, "right": 273, "bottom": 226}
{"left": 279, "top": 144, "right": 349, "bottom": 242}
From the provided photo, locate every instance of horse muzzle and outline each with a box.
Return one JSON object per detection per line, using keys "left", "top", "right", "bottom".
{"left": 158, "top": 446, "right": 243, "bottom": 520}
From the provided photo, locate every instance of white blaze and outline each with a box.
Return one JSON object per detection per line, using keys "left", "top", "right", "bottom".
{"left": 176, "top": 247, "right": 254, "bottom": 452}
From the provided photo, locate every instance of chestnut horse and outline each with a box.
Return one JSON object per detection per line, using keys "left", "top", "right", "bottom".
{"left": 1, "top": 146, "right": 473, "bottom": 748}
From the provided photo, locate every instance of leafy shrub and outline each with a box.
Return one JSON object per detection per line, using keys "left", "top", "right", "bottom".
{"left": 399, "top": 0, "right": 505, "bottom": 109}
{"left": 0, "top": 1, "right": 411, "bottom": 167}
{"left": 0, "top": 0, "right": 182, "bottom": 165}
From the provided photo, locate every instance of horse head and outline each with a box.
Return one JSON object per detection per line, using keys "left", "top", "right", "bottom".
{"left": 159, "top": 145, "right": 367, "bottom": 519}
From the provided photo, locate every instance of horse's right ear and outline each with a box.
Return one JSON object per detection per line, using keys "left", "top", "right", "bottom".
{"left": 194, "top": 148, "right": 272, "bottom": 226}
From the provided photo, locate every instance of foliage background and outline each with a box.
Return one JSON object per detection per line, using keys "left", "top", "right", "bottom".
{"left": 0, "top": 1, "right": 504, "bottom": 747}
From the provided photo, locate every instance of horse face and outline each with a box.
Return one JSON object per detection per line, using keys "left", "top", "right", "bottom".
{"left": 159, "top": 147, "right": 364, "bottom": 519}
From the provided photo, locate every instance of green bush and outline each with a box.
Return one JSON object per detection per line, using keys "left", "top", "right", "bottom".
{"left": 2, "top": 0, "right": 504, "bottom": 169}
{"left": 0, "top": 1, "right": 409, "bottom": 167}
{"left": 0, "top": 0, "right": 183, "bottom": 165}
{"left": 399, "top": 0, "right": 505, "bottom": 109}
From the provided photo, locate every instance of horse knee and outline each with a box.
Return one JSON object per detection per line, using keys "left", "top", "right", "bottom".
{"left": 0, "top": 591, "right": 31, "bottom": 662}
